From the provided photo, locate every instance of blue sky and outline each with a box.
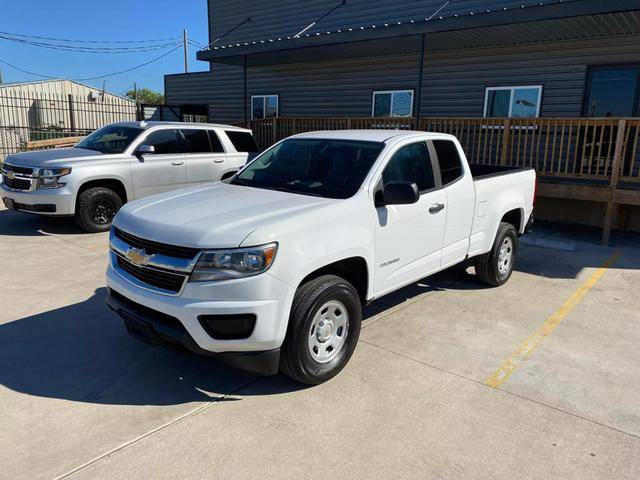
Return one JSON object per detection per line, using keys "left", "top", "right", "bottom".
{"left": 0, "top": 0, "right": 209, "bottom": 96}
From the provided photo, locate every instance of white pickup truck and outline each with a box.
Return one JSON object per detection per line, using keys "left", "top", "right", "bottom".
{"left": 106, "top": 130, "right": 535, "bottom": 384}
{"left": 1, "top": 121, "right": 258, "bottom": 232}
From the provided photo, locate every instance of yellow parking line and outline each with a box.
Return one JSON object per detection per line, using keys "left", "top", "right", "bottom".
{"left": 485, "top": 251, "right": 620, "bottom": 389}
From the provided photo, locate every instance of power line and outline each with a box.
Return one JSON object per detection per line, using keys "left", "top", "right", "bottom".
{"left": 0, "top": 34, "right": 181, "bottom": 53}
{"left": 0, "top": 31, "right": 180, "bottom": 44}
{"left": 188, "top": 39, "right": 206, "bottom": 49}
{"left": 0, "top": 45, "right": 181, "bottom": 82}
{"left": 0, "top": 59, "right": 56, "bottom": 79}
{"left": 75, "top": 46, "right": 182, "bottom": 81}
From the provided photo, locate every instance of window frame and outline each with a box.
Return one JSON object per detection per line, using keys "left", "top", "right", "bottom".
{"left": 429, "top": 139, "right": 465, "bottom": 187}
{"left": 250, "top": 94, "right": 279, "bottom": 120}
{"left": 371, "top": 89, "right": 415, "bottom": 118}
{"left": 376, "top": 141, "right": 441, "bottom": 197}
{"left": 138, "top": 128, "right": 182, "bottom": 155}
{"left": 179, "top": 128, "right": 220, "bottom": 155}
{"left": 583, "top": 63, "right": 640, "bottom": 117}
{"left": 483, "top": 85, "right": 543, "bottom": 118}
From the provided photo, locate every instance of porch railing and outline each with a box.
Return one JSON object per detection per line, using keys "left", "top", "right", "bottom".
{"left": 242, "top": 116, "right": 640, "bottom": 185}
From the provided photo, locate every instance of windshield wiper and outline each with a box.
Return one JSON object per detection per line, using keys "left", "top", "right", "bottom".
{"left": 230, "top": 178, "right": 254, "bottom": 187}
{"left": 271, "top": 185, "right": 324, "bottom": 197}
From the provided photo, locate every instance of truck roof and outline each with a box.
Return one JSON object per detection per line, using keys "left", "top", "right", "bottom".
{"left": 110, "top": 121, "right": 251, "bottom": 132}
{"left": 289, "top": 129, "right": 455, "bottom": 143}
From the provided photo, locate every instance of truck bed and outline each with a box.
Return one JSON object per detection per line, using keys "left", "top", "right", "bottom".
{"left": 469, "top": 164, "right": 533, "bottom": 181}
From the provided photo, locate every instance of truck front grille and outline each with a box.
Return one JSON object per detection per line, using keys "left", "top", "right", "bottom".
{"left": 116, "top": 255, "right": 188, "bottom": 293}
{"left": 2, "top": 175, "right": 32, "bottom": 191}
{"left": 114, "top": 228, "right": 200, "bottom": 259}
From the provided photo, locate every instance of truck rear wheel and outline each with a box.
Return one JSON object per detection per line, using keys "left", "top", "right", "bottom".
{"left": 280, "top": 275, "right": 362, "bottom": 385}
{"left": 75, "top": 187, "right": 122, "bottom": 233}
{"left": 475, "top": 222, "right": 518, "bottom": 286}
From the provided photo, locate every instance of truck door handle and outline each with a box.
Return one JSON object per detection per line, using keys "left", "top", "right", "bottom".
{"left": 429, "top": 203, "right": 445, "bottom": 214}
{"left": 213, "top": 159, "right": 224, "bottom": 163}
{"left": 171, "top": 161, "right": 184, "bottom": 166}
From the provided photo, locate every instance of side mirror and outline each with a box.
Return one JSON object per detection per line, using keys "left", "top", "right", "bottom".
{"left": 379, "top": 181, "right": 420, "bottom": 206}
{"left": 136, "top": 145, "right": 155, "bottom": 155}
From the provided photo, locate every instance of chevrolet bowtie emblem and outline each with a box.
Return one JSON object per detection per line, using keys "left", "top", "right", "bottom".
{"left": 125, "top": 247, "right": 151, "bottom": 266}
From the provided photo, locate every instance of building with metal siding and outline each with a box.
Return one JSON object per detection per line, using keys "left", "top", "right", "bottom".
{"left": 165, "top": 0, "right": 640, "bottom": 124}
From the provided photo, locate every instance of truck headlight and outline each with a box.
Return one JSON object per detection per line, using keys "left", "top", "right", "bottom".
{"left": 38, "top": 167, "right": 72, "bottom": 189}
{"left": 190, "top": 243, "right": 277, "bottom": 282}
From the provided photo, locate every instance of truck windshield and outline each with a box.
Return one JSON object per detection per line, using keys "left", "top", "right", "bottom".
{"left": 230, "top": 138, "right": 385, "bottom": 199}
{"left": 76, "top": 125, "right": 144, "bottom": 154}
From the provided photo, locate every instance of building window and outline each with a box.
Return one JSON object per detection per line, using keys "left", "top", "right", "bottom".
{"left": 484, "top": 86, "right": 542, "bottom": 118}
{"left": 584, "top": 65, "right": 640, "bottom": 117}
{"left": 251, "top": 95, "right": 279, "bottom": 120}
{"left": 372, "top": 90, "right": 414, "bottom": 118}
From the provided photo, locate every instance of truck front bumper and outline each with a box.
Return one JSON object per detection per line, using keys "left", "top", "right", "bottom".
{"left": 1, "top": 183, "right": 75, "bottom": 215}
{"left": 106, "top": 289, "right": 281, "bottom": 375}
{"left": 106, "top": 261, "right": 296, "bottom": 375}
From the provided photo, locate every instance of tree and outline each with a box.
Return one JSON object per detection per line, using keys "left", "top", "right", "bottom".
{"left": 125, "top": 87, "right": 164, "bottom": 105}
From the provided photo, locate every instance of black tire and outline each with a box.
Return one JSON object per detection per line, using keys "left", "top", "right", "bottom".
{"left": 280, "top": 275, "right": 362, "bottom": 385}
{"left": 75, "top": 187, "right": 122, "bottom": 233}
{"left": 475, "top": 222, "right": 518, "bottom": 287}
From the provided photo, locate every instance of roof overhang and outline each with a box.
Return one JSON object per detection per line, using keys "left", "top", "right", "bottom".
{"left": 196, "top": 0, "right": 640, "bottom": 66}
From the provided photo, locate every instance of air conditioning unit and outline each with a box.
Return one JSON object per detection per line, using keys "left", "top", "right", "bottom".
{"left": 34, "top": 99, "right": 67, "bottom": 129}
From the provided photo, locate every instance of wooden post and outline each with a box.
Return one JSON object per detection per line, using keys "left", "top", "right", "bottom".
{"left": 500, "top": 118, "right": 511, "bottom": 165}
{"left": 602, "top": 118, "right": 626, "bottom": 246}
{"left": 67, "top": 94, "right": 76, "bottom": 133}
{"left": 414, "top": 33, "right": 426, "bottom": 130}
{"left": 272, "top": 117, "right": 278, "bottom": 146}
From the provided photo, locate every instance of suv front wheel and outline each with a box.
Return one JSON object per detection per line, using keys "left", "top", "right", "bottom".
{"left": 75, "top": 187, "right": 122, "bottom": 233}
{"left": 280, "top": 275, "right": 362, "bottom": 385}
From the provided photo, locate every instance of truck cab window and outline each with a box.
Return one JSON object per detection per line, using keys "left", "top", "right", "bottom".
{"left": 382, "top": 142, "right": 434, "bottom": 192}
{"left": 432, "top": 140, "right": 463, "bottom": 185}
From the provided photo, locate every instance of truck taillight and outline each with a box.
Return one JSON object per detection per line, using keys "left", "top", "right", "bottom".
{"left": 533, "top": 178, "right": 538, "bottom": 207}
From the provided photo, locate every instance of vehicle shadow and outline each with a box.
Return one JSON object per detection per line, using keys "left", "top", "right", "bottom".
{"left": 0, "top": 208, "right": 86, "bottom": 236}
{"left": 0, "top": 288, "right": 308, "bottom": 406}
{"left": 0, "top": 270, "right": 479, "bottom": 406}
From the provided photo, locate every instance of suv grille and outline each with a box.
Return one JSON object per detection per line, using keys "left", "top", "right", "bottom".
{"left": 3, "top": 175, "right": 32, "bottom": 191}
{"left": 116, "top": 255, "right": 187, "bottom": 293}
{"left": 115, "top": 228, "right": 200, "bottom": 259}
{"left": 3, "top": 164, "right": 34, "bottom": 175}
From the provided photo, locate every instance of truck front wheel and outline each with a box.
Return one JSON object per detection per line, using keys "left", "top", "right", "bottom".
{"left": 280, "top": 275, "right": 362, "bottom": 385}
{"left": 475, "top": 222, "right": 518, "bottom": 286}
{"left": 75, "top": 187, "right": 122, "bottom": 233}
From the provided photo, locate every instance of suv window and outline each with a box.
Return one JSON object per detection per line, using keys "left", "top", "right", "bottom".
{"left": 181, "top": 129, "right": 211, "bottom": 153}
{"left": 208, "top": 130, "right": 225, "bottom": 153}
{"left": 382, "top": 142, "right": 435, "bottom": 192}
{"left": 433, "top": 140, "right": 463, "bottom": 185}
{"left": 143, "top": 129, "right": 180, "bottom": 154}
{"left": 225, "top": 130, "right": 259, "bottom": 152}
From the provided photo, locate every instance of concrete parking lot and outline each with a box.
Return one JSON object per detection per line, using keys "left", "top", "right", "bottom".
{"left": 1, "top": 204, "right": 639, "bottom": 479}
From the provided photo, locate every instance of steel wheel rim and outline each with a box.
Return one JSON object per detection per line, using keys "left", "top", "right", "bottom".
{"left": 308, "top": 300, "right": 349, "bottom": 364}
{"left": 90, "top": 199, "right": 116, "bottom": 225}
{"left": 497, "top": 237, "right": 514, "bottom": 275}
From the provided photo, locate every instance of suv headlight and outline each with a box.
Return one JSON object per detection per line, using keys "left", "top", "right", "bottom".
{"left": 190, "top": 243, "right": 277, "bottom": 282}
{"left": 38, "top": 167, "right": 72, "bottom": 189}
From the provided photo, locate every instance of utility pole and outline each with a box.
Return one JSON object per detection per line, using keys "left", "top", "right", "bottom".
{"left": 133, "top": 82, "right": 140, "bottom": 120}
{"left": 183, "top": 29, "right": 189, "bottom": 73}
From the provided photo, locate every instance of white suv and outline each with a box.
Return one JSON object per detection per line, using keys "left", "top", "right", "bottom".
{"left": 1, "top": 121, "right": 258, "bottom": 232}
